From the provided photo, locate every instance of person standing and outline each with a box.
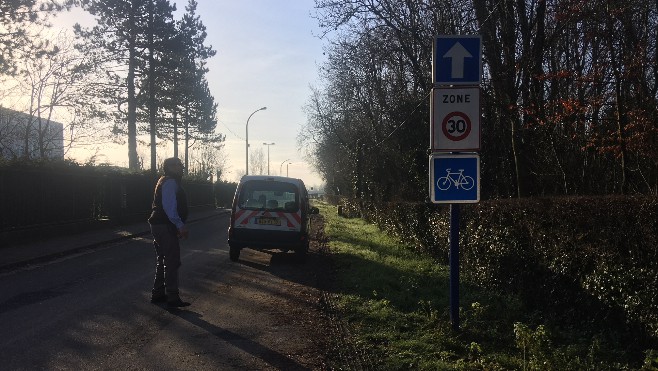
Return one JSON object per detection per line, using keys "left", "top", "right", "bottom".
{"left": 148, "top": 157, "right": 191, "bottom": 307}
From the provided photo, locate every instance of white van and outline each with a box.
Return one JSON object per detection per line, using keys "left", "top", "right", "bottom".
{"left": 227, "top": 175, "right": 319, "bottom": 261}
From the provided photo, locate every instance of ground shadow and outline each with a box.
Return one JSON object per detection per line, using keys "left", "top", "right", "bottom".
{"left": 166, "top": 308, "right": 312, "bottom": 371}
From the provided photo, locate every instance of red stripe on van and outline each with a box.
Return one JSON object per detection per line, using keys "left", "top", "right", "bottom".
{"left": 236, "top": 210, "right": 257, "bottom": 225}
{"left": 278, "top": 211, "right": 302, "bottom": 228}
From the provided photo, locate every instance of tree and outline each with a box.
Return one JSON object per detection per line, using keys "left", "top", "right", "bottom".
{"left": 141, "top": 0, "right": 220, "bottom": 172}
{"left": 75, "top": 0, "right": 153, "bottom": 170}
{"left": 15, "top": 30, "right": 110, "bottom": 158}
{"left": 139, "top": 0, "right": 176, "bottom": 172}
{"left": 305, "top": 0, "right": 459, "bottom": 200}
{"left": 0, "top": 0, "right": 72, "bottom": 75}
{"left": 1, "top": 8, "right": 111, "bottom": 161}
{"left": 171, "top": 0, "right": 219, "bottom": 170}
{"left": 527, "top": 0, "right": 657, "bottom": 195}
{"left": 250, "top": 147, "right": 265, "bottom": 175}
{"left": 187, "top": 140, "right": 226, "bottom": 182}
{"left": 307, "top": 0, "right": 657, "bottom": 199}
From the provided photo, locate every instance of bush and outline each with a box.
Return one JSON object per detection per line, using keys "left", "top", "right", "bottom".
{"left": 328, "top": 195, "right": 658, "bottom": 348}
{"left": 214, "top": 180, "right": 237, "bottom": 208}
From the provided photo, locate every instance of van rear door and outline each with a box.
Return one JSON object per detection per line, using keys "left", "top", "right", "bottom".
{"left": 232, "top": 179, "right": 302, "bottom": 233}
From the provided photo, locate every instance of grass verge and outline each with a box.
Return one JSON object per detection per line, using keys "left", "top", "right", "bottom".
{"left": 317, "top": 201, "right": 657, "bottom": 370}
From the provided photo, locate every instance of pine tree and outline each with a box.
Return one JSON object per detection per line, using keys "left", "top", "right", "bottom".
{"left": 1, "top": 0, "right": 71, "bottom": 75}
{"left": 156, "top": 0, "right": 220, "bottom": 170}
{"left": 141, "top": 0, "right": 176, "bottom": 172}
{"left": 75, "top": 0, "right": 150, "bottom": 170}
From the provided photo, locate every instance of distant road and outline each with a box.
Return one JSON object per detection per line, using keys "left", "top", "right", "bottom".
{"left": 0, "top": 214, "right": 328, "bottom": 370}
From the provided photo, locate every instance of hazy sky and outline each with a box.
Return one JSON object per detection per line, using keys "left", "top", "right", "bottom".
{"left": 54, "top": 0, "right": 327, "bottom": 187}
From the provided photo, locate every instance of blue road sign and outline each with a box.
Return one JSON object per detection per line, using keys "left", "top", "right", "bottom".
{"left": 433, "top": 35, "right": 482, "bottom": 85}
{"left": 429, "top": 153, "right": 480, "bottom": 203}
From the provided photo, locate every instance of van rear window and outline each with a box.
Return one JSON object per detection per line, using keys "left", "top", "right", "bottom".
{"left": 238, "top": 180, "right": 299, "bottom": 211}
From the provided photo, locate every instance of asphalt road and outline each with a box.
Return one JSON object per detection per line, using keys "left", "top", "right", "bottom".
{"left": 0, "top": 213, "right": 329, "bottom": 370}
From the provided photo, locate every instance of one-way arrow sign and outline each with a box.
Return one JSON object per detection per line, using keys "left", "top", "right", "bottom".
{"left": 443, "top": 42, "right": 472, "bottom": 79}
{"left": 433, "top": 35, "right": 482, "bottom": 85}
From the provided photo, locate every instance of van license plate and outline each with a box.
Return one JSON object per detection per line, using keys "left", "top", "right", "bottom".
{"left": 256, "top": 217, "right": 280, "bottom": 226}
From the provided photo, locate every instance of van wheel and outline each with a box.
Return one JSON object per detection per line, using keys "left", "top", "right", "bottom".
{"left": 229, "top": 246, "right": 241, "bottom": 261}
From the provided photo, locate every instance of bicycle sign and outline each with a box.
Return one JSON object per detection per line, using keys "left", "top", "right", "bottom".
{"left": 429, "top": 153, "right": 480, "bottom": 203}
{"left": 437, "top": 168, "right": 475, "bottom": 190}
{"left": 431, "top": 87, "right": 480, "bottom": 151}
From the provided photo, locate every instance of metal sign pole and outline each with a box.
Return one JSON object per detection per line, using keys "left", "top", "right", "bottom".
{"left": 449, "top": 203, "right": 460, "bottom": 331}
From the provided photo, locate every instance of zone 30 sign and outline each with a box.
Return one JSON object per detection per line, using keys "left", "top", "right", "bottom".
{"left": 431, "top": 87, "right": 480, "bottom": 151}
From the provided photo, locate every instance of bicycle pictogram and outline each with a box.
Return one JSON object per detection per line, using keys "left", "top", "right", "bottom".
{"left": 436, "top": 168, "right": 474, "bottom": 190}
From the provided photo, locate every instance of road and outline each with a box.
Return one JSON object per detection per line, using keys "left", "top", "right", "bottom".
{"left": 0, "top": 213, "right": 330, "bottom": 370}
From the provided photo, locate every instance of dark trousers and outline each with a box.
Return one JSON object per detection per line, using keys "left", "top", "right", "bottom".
{"left": 150, "top": 223, "right": 181, "bottom": 300}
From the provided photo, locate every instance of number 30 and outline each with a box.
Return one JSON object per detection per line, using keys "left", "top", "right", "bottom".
{"left": 447, "top": 119, "right": 466, "bottom": 134}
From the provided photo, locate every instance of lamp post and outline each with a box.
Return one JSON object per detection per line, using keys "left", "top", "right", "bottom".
{"left": 286, "top": 162, "right": 292, "bottom": 177}
{"left": 245, "top": 106, "right": 267, "bottom": 175}
{"left": 279, "top": 158, "right": 290, "bottom": 176}
{"left": 263, "top": 142, "right": 275, "bottom": 175}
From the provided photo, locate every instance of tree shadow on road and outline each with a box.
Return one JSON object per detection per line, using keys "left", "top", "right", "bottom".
{"left": 166, "top": 308, "right": 312, "bottom": 371}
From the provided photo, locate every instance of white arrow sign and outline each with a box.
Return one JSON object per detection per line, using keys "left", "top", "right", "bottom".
{"left": 443, "top": 42, "right": 472, "bottom": 79}
{"left": 433, "top": 35, "right": 482, "bottom": 85}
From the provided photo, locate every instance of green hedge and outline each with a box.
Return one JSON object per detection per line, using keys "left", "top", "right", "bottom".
{"left": 326, "top": 195, "right": 658, "bottom": 345}
{"left": 214, "top": 180, "right": 237, "bottom": 208}
{"left": 1, "top": 161, "right": 215, "bottom": 244}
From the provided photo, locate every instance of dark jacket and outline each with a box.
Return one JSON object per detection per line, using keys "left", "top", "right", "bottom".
{"left": 148, "top": 176, "right": 188, "bottom": 226}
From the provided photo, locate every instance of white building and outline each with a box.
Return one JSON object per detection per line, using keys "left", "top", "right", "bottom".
{"left": 0, "top": 107, "right": 64, "bottom": 160}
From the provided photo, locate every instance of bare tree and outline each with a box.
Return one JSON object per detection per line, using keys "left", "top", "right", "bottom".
{"left": 305, "top": 0, "right": 461, "bottom": 200}
{"left": 187, "top": 140, "right": 227, "bottom": 182}
{"left": 250, "top": 147, "right": 266, "bottom": 175}
{"left": 2, "top": 28, "right": 112, "bottom": 159}
{"left": 307, "top": 0, "right": 657, "bottom": 199}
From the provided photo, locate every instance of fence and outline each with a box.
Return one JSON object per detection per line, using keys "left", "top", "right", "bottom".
{"left": 0, "top": 166, "right": 214, "bottom": 243}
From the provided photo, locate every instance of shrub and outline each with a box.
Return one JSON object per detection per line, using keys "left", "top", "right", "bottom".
{"left": 328, "top": 195, "right": 658, "bottom": 348}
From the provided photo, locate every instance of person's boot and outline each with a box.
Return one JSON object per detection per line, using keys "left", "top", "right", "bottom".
{"left": 167, "top": 294, "right": 190, "bottom": 307}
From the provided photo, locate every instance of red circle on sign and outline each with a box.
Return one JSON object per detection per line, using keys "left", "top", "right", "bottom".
{"left": 441, "top": 111, "right": 472, "bottom": 141}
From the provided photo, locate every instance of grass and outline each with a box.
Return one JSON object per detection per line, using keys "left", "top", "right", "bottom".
{"left": 317, "top": 201, "right": 657, "bottom": 370}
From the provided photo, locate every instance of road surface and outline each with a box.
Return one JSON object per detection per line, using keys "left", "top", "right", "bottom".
{"left": 0, "top": 213, "right": 331, "bottom": 370}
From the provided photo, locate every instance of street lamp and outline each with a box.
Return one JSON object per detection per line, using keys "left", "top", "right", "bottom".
{"left": 245, "top": 106, "right": 267, "bottom": 175}
{"left": 286, "top": 162, "right": 292, "bottom": 177}
{"left": 263, "top": 142, "right": 275, "bottom": 175}
{"left": 279, "top": 158, "right": 290, "bottom": 176}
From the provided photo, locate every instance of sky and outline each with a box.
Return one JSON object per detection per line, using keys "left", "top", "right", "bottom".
{"left": 52, "top": 0, "right": 327, "bottom": 188}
